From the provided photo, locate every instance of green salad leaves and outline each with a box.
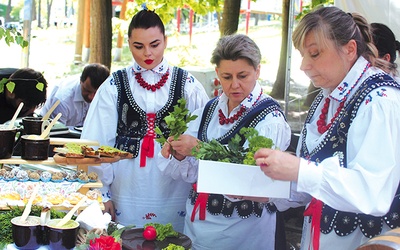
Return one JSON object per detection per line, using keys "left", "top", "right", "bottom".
{"left": 143, "top": 222, "right": 179, "bottom": 241}
{"left": 192, "top": 127, "right": 274, "bottom": 165}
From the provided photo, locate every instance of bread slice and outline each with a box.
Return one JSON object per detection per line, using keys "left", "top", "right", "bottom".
{"left": 53, "top": 143, "right": 85, "bottom": 158}
{"left": 81, "top": 145, "right": 100, "bottom": 158}
{"left": 98, "top": 145, "right": 132, "bottom": 158}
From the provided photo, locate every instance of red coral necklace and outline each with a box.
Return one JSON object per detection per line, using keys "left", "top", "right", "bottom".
{"left": 135, "top": 70, "right": 170, "bottom": 92}
{"left": 316, "top": 63, "right": 370, "bottom": 134}
{"left": 316, "top": 98, "right": 345, "bottom": 134}
{"left": 218, "top": 90, "right": 263, "bottom": 125}
{"left": 219, "top": 106, "right": 246, "bottom": 125}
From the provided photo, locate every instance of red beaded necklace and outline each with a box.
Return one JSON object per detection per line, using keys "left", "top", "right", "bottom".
{"left": 316, "top": 97, "right": 345, "bottom": 134}
{"left": 218, "top": 90, "right": 263, "bottom": 125}
{"left": 316, "top": 63, "right": 370, "bottom": 134}
{"left": 135, "top": 70, "right": 170, "bottom": 92}
{"left": 219, "top": 106, "right": 246, "bottom": 125}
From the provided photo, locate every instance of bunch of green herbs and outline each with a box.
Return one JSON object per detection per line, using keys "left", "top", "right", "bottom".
{"left": 192, "top": 127, "right": 274, "bottom": 165}
{"left": 155, "top": 98, "right": 198, "bottom": 145}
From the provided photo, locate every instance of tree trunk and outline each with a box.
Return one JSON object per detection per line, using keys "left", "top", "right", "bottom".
{"left": 37, "top": 0, "right": 42, "bottom": 28}
{"left": 6, "top": 0, "right": 11, "bottom": 23}
{"left": 89, "top": 0, "right": 112, "bottom": 70}
{"left": 220, "top": 0, "right": 241, "bottom": 36}
{"left": 46, "top": 0, "right": 53, "bottom": 28}
{"left": 216, "top": 11, "right": 222, "bottom": 32}
{"left": 82, "top": 0, "right": 90, "bottom": 62}
{"left": 74, "top": 0, "right": 85, "bottom": 63}
{"left": 114, "top": 0, "right": 128, "bottom": 62}
{"left": 65, "top": 0, "right": 68, "bottom": 17}
{"left": 270, "top": 0, "right": 290, "bottom": 100}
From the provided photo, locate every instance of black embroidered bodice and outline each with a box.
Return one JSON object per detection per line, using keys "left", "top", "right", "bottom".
{"left": 300, "top": 73, "right": 400, "bottom": 238}
{"left": 197, "top": 97, "right": 285, "bottom": 144}
{"left": 189, "top": 96, "right": 285, "bottom": 218}
{"left": 112, "top": 67, "right": 186, "bottom": 157}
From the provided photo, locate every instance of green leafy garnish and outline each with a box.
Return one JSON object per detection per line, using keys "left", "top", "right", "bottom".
{"left": 192, "top": 127, "right": 274, "bottom": 165}
{"left": 162, "top": 243, "right": 185, "bottom": 250}
{"left": 144, "top": 222, "right": 179, "bottom": 241}
{"left": 111, "top": 224, "right": 135, "bottom": 241}
{"left": 241, "top": 127, "right": 273, "bottom": 165}
{"left": 192, "top": 135, "right": 246, "bottom": 164}
{"left": 155, "top": 98, "right": 198, "bottom": 145}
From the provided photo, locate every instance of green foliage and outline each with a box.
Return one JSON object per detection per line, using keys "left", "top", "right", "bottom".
{"left": 75, "top": 223, "right": 135, "bottom": 250}
{"left": 296, "top": 0, "right": 334, "bottom": 20}
{"left": 155, "top": 98, "right": 198, "bottom": 145}
{"left": 240, "top": 127, "right": 273, "bottom": 165}
{"left": 107, "top": 221, "right": 120, "bottom": 235}
{"left": 0, "top": 26, "right": 28, "bottom": 48}
{"left": 75, "top": 232, "right": 100, "bottom": 250}
{"left": 110, "top": 224, "right": 135, "bottom": 242}
{"left": 193, "top": 136, "right": 245, "bottom": 163}
{"left": 192, "top": 127, "right": 274, "bottom": 165}
{"left": 166, "top": 44, "right": 203, "bottom": 67}
{"left": 163, "top": 243, "right": 185, "bottom": 250}
{"left": 124, "top": 0, "right": 222, "bottom": 26}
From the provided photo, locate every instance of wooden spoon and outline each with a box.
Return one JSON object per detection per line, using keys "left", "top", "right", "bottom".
{"left": 56, "top": 196, "right": 87, "bottom": 228}
{"left": 7, "top": 102, "right": 24, "bottom": 129}
{"left": 27, "top": 113, "right": 62, "bottom": 140}
{"left": 42, "top": 100, "right": 60, "bottom": 121}
{"left": 20, "top": 185, "right": 39, "bottom": 223}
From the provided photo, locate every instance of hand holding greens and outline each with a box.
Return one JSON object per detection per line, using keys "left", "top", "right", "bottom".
{"left": 155, "top": 98, "right": 198, "bottom": 145}
{"left": 192, "top": 127, "right": 274, "bottom": 165}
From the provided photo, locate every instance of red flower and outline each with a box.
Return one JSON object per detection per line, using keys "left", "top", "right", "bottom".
{"left": 89, "top": 235, "right": 121, "bottom": 250}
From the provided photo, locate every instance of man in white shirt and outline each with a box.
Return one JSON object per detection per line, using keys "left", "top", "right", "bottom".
{"left": 40, "top": 63, "right": 110, "bottom": 127}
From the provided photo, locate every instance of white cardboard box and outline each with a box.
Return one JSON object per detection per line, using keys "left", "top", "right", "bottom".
{"left": 197, "top": 160, "right": 291, "bottom": 198}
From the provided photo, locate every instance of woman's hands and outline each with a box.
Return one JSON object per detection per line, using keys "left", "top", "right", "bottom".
{"left": 103, "top": 200, "right": 116, "bottom": 221}
{"left": 160, "top": 134, "right": 199, "bottom": 161}
{"left": 254, "top": 148, "right": 301, "bottom": 182}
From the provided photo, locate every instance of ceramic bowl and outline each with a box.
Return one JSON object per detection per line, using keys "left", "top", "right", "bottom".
{"left": 22, "top": 117, "right": 50, "bottom": 135}
{"left": 46, "top": 219, "right": 79, "bottom": 250}
{"left": 11, "top": 215, "right": 44, "bottom": 249}
{"left": 0, "top": 126, "right": 18, "bottom": 159}
{"left": 21, "top": 135, "right": 50, "bottom": 160}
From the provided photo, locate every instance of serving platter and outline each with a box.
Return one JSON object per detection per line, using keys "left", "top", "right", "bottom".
{"left": 53, "top": 154, "right": 120, "bottom": 165}
{"left": 121, "top": 228, "right": 192, "bottom": 250}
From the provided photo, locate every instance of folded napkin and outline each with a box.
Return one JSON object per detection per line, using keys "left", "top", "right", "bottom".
{"left": 76, "top": 201, "right": 111, "bottom": 230}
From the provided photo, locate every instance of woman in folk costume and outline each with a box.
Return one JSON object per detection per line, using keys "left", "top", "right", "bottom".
{"left": 81, "top": 8, "right": 209, "bottom": 231}
{"left": 160, "top": 34, "right": 299, "bottom": 250}
{"left": 371, "top": 22, "right": 400, "bottom": 82}
{"left": 254, "top": 6, "right": 400, "bottom": 250}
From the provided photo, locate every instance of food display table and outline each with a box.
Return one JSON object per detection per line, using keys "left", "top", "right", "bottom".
{"left": 0, "top": 159, "right": 103, "bottom": 211}
{"left": 0, "top": 138, "right": 104, "bottom": 211}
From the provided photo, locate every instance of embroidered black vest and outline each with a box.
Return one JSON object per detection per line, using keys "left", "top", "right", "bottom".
{"left": 300, "top": 73, "right": 400, "bottom": 238}
{"left": 113, "top": 67, "right": 186, "bottom": 157}
{"left": 189, "top": 97, "right": 285, "bottom": 218}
